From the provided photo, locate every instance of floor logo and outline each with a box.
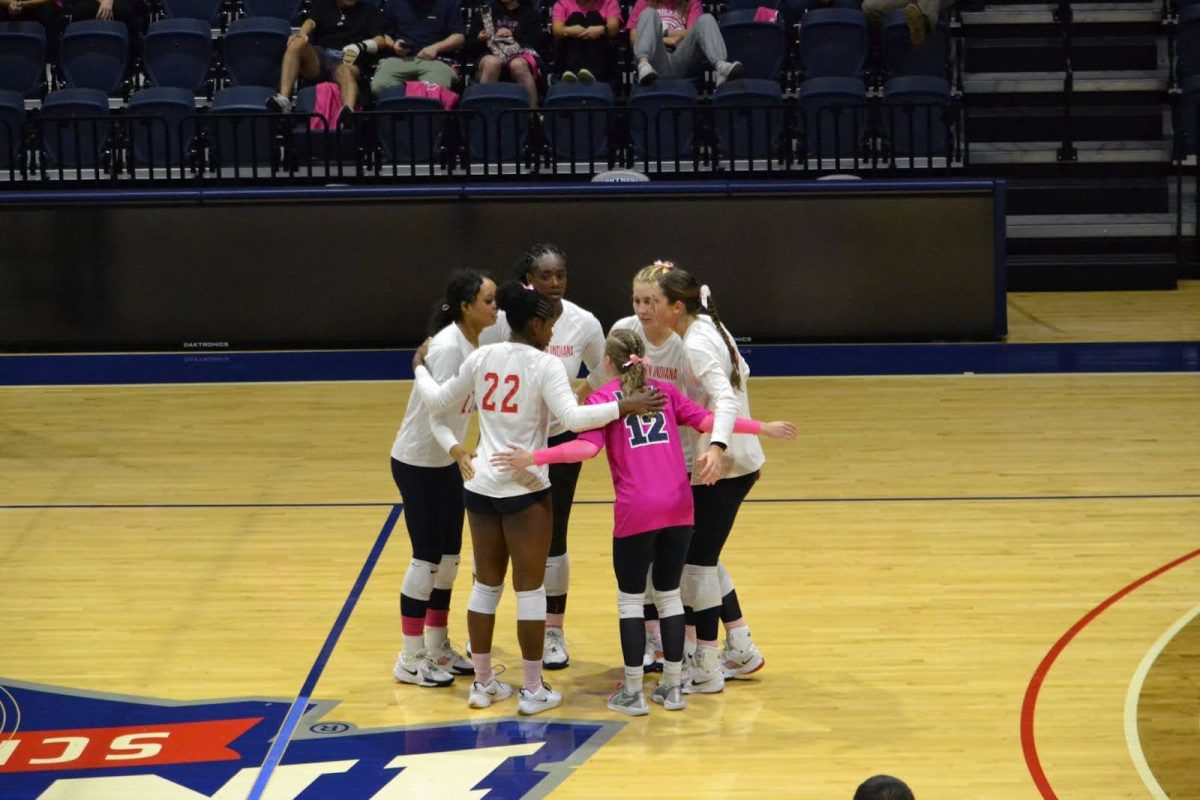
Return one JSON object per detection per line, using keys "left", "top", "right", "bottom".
{"left": 0, "top": 678, "right": 621, "bottom": 798}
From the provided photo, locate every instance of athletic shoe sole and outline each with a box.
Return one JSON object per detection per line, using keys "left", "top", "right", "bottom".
{"left": 392, "top": 667, "right": 454, "bottom": 688}
{"left": 518, "top": 696, "right": 563, "bottom": 715}
{"left": 722, "top": 655, "right": 766, "bottom": 680}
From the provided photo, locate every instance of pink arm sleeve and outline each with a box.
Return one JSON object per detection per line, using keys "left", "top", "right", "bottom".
{"left": 696, "top": 414, "right": 762, "bottom": 435}
{"left": 533, "top": 439, "right": 601, "bottom": 465}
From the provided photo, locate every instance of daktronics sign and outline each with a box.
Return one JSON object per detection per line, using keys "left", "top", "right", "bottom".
{"left": 0, "top": 679, "right": 619, "bottom": 799}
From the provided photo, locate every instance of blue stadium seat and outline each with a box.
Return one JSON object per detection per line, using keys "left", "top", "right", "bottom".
{"left": 161, "top": 0, "right": 223, "bottom": 24}
{"left": 0, "top": 22, "right": 46, "bottom": 95}
{"left": 543, "top": 82, "right": 614, "bottom": 161}
{"left": 881, "top": 9, "right": 949, "bottom": 78}
{"left": 1177, "top": 75, "right": 1200, "bottom": 156}
{"left": 61, "top": 20, "right": 129, "bottom": 93}
{"left": 882, "top": 75, "right": 950, "bottom": 158}
{"left": 223, "top": 17, "right": 289, "bottom": 88}
{"left": 719, "top": 13, "right": 787, "bottom": 81}
{"left": 209, "top": 85, "right": 276, "bottom": 166}
{"left": 0, "top": 89, "right": 24, "bottom": 169}
{"left": 798, "top": 8, "right": 868, "bottom": 78}
{"left": 39, "top": 88, "right": 111, "bottom": 169}
{"left": 1179, "top": 6, "right": 1200, "bottom": 81}
{"left": 241, "top": 0, "right": 303, "bottom": 21}
{"left": 712, "top": 78, "right": 785, "bottom": 160}
{"left": 629, "top": 79, "right": 697, "bottom": 162}
{"left": 725, "top": 0, "right": 780, "bottom": 9}
{"left": 460, "top": 82, "right": 531, "bottom": 163}
{"left": 376, "top": 85, "right": 446, "bottom": 164}
{"left": 144, "top": 18, "right": 213, "bottom": 92}
{"left": 798, "top": 76, "right": 867, "bottom": 157}
{"left": 128, "top": 86, "right": 196, "bottom": 167}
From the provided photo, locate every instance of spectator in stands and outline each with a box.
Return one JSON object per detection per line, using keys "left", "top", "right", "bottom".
{"left": 627, "top": 0, "right": 742, "bottom": 87}
{"left": 2, "top": 0, "right": 62, "bottom": 57}
{"left": 552, "top": 0, "right": 620, "bottom": 85}
{"left": 862, "top": 0, "right": 946, "bottom": 47}
{"left": 266, "top": 0, "right": 386, "bottom": 115}
{"left": 854, "top": 775, "right": 915, "bottom": 800}
{"left": 69, "top": 0, "right": 147, "bottom": 63}
{"left": 468, "top": 0, "right": 543, "bottom": 107}
{"left": 371, "top": 0, "right": 466, "bottom": 94}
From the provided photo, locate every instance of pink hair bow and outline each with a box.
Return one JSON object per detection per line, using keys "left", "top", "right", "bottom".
{"left": 622, "top": 354, "right": 651, "bottom": 368}
{"left": 653, "top": 259, "right": 675, "bottom": 270}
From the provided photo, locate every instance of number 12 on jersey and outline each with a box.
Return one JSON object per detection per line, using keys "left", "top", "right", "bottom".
{"left": 482, "top": 372, "right": 520, "bottom": 413}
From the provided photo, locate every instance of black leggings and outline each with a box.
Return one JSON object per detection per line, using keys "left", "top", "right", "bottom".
{"left": 555, "top": 10, "right": 617, "bottom": 82}
{"left": 686, "top": 471, "right": 759, "bottom": 566}
{"left": 390, "top": 459, "right": 464, "bottom": 563}
{"left": 547, "top": 430, "right": 580, "bottom": 559}
{"left": 613, "top": 525, "right": 691, "bottom": 668}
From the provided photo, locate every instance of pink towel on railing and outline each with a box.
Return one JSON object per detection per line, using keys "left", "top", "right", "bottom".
{"left": 753, "top": 6, "right": 779, "bottom": 22}
{"left": 404, "top": 81, "right": 461, "bottom": 111}
{"left": 309, "top": 82, "right": 345, "bottom": 131}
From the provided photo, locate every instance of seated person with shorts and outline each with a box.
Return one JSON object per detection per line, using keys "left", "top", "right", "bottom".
{"left": 267, "top": 0, "right": 386, "bottom": 115}
{"left": 371, "top": 0, "right": 466, "bottom": 95}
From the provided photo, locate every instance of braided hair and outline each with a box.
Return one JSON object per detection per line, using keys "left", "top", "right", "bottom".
{"left": 513, "top": 242, "right": 568, "bottom": 283}
{"left": 654, "top": 265, "right": 743, "bottom": 390}
{"left": 496, "top": 279, "right": 556, "bottom": 334}
{"left": 605, "top": 329, "right": 648, "bottom": 397}
{"left": 427, "top": 268, "right": 492, "bottom": 337}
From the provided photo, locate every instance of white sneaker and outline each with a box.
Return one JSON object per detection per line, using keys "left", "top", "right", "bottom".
{"left": 651, "top": 681, "right": 686, "bottom": 710}
{"left": 643, "top": 635, "right": 664, "bottom": 673}
{"left": 636, "top": 60, "right": 658, "bottom": 86}
{"left": 265, "top": 93, "right": 292, "bottom": 113}
{"left": 518, "top": 681, "right": 563, "bottom": 715}
{"left": 681, "top": 647, "right": 725, "bottom": 694}
{"left": 713, "top": 60, "right": 744, "bottom": 88}
{"left": 543, "top": 629, "right": 569, "bottom": 670}
{"left": 392, "top": 650, "right": 454, "bottom": 687}
{"left": 430, "top": 639, "right": 474, "bottom": 676}
{"left": 607, "top": 683, "right": 649, "bottom": 716}
{"left": 468, "top": 677, "right": 513, "bottom": 708}
{"left": 721, "top": 638, "right": 765, "bottom": 679}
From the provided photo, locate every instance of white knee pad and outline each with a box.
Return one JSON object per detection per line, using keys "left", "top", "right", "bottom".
{"left": 654, "top": 587, "right": 684, "bottom": 619}
{"left": 617, "top": 590, "right": 646, "bottom": 620}
{"left": 544, "top": 553, "right": 570, "bottom": 597}
{"left": 400, "top": 559, "right": 437, "bottom": 602}
{"left": 515, "top": 586, "right": 547, "bottom": 621}
{"left": 680, "top": 564, "right": 721, "bottom": 611}
{"left": 467, "top": 580, "right": 503, "bottom": 615}
{"left": 433, "top": 554, "right": 460, "bottom": 591}
{"left": 717, "top": 561, "right": 736, "bottom": 597}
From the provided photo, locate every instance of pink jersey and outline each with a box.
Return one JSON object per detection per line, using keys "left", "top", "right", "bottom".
{"left": 579, "top": 379, "right": 711, "bottom": 538}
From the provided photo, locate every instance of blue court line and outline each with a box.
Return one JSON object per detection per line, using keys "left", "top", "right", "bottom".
{"left": 3, "top": 493, "right": 1199, "bottom": 513}
{"left": 246, "top": 504, "right": 402, "bottom": 800}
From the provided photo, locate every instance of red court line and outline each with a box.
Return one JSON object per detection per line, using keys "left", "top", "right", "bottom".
{"left": 1020, "top": 546, "right": 1200, "bottom": 798}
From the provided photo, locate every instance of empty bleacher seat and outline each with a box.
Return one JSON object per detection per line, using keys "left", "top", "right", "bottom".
{"left": 712, "top": 78, "right": 786, "bottom": 160}
{"left": 209, "top": 85, "right": 277, "bottom": 166}
{"left": 881, "top": 9, "right": 949, "bottom": 79}
{"left": 629, "top": 79, "right": 698, "bottom": 162}
{"left": 0, "top": 22, "right": 46, "bottom": 96}
{"left": 61, "top": 20, "right": 129, "bottom": 93}
{"left": 160, "top": 0, "right": 224, "bottom": 25}
{"left": 222, "top": 17, "right": 289, "bottom": 88}
{"left": 128, "top": 86, "right": 196, "bottom": 167}
{"left": 1177, "top": 75, "right": 1200, "bottom": 156}
{"left": 375, "top": 85, "right": 446, "bottom": 165}
{"left": 144, "top": 18, "right": 213, "bottom": 92}
{"left": 460, "top": 82, "right": 531, "bottom": 164}
{"left": 1178, "top": 6, "right": 1200, "bottom": 82}
{"left": 39, "top": 88, "right": 111, "bottom": 169}
{"left": 543, "top": 82, "right": 614, "bottom": 162}
{"left": 719, "top": 11, "right": 787, "bottom": 82}
{"left": 798, "top": 8, "right": 868, "bottom": 79}
{"left": 0, "top": 89, "right": 24, "bottom": 170}
{"left": 798, "top": 75, "right": 867, "bottom": 158}
{"left": 882, "top": 75, "right": 951, "bottom": 158}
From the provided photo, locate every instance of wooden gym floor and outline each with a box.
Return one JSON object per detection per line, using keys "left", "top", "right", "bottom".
{"left": 1, "top": 284, "right": 1198, "bottom": 799}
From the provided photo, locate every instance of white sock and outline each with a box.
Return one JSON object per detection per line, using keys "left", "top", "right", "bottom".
{"left": 402, "top": 634, "right": 425, "bottom": 659}
{"left": 425, "top": 626, "right": 449, "bottom": 651}
{"left": 727, "top": 626, "right": 752, "bottom": 651}
{"left": 663, "top": 660, "right": 682, "bottom": 687}
{"left": 624, "top": 666, "right": 644, "bottom": 694}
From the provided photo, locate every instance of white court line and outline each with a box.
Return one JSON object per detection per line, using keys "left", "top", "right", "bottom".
{"left": 0, "top": 682, "right": 22, "bottom": 740}
{"left": 1124, "top": 601, "right": 1200, "bottom": 800}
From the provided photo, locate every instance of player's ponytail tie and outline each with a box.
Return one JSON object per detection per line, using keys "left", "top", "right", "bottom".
{"left": 441, "top": 303, "right": 450, "bottom": 311}
{"left": 699, "top": 284, "right": 711, "bottom": 309}
{"left": 653, "top": 259, "right": 674, "bottom": 270}
{"left": 521, "top": 282, "right": 535, "bottom": 292}
{"left": 622, "top": 354, "right": 651, "bottom": 369}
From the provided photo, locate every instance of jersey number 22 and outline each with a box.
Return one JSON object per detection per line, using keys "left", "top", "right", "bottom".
{"left": 481, "top": 372, "right": 519, "bottom": 413}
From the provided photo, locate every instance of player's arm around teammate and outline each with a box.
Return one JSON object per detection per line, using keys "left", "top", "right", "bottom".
{"left": 390, "top": 270, "right": 496, "bottom": 689}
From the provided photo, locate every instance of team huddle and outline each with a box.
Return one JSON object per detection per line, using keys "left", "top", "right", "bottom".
{"left": 389, "top": 243, "right": 796, "bottom": 716}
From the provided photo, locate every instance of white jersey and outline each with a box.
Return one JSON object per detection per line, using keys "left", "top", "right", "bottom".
{"left": 414, "top": 341, "right": 619, "bottom": 498}
{"left": 481, "top": 298, "right": 606, "bottom": 437}
{"left": 609, "top": 315, "right": 687, "bottom": 389}
{"left": 681, "top": 314, "right": 765, "bottom": 481}
{"left": 391, "top": 323, "right": 476, "bottom": 468}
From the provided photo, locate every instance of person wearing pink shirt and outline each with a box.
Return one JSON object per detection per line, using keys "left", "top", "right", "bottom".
{"left": 492, "top": 329, "right": 795, "bottom": 715}
{"left": 551, "top": 0, "right": 621, "bottom": 84}
{"left": 626, "top": 0, "right": 743, "bottom": 87}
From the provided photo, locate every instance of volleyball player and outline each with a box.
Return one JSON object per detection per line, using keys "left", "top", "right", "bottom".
{"left": 412, "top": 280, "right": 665, "bottom": 714}
{"left": 491, "top": 329, "right": 794, "bottom": 715}
{"left": 391, "top": 269, "right": 497, "bottom": 688}
{"left": 651, "top": 264, "right": 770, "bottom": 693}
{"left": 481, "top": 243, "right": 606, "bottom": 670}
